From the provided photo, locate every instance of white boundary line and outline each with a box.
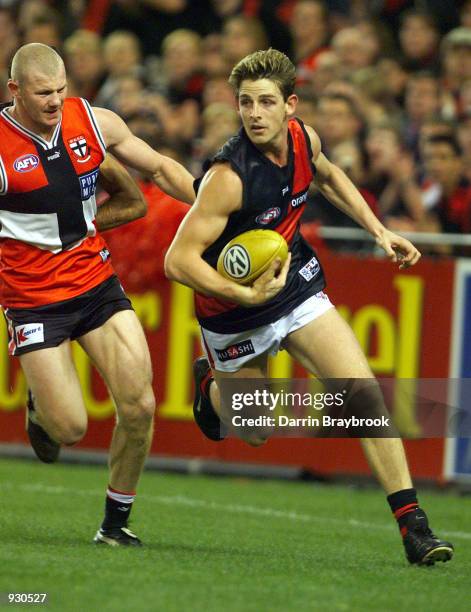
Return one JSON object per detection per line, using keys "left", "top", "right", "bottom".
{"left": 2, "top": 481, "right": 470, "bottom": 541}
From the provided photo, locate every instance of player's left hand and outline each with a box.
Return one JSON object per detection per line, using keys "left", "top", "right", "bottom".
{"left": 375, "top": 229, "right": 421, "bottom": 269}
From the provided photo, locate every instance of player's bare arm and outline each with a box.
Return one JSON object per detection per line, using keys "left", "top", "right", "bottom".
{"left": 306, "top": 125, "right": 421, "bottom": 269}
{"left": 93, "top": 107, "right": 195, "bottom": 204}
{"left": 165, "top": 163, "right": 290, "bottom": 306}
{"left": 95, "top": 154, "right": 147, "bottom": 231}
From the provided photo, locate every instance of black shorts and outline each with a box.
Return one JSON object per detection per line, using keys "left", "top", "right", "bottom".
{"left": 4, "top": 275, "right": 133, "bottom": 356}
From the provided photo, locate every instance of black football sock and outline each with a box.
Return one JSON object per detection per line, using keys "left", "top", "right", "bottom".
{"left": 387, "top": 488, "right": 419, "bottom": 537}
{"left": 101, "top": 485, "right": 135, "bottom": 531}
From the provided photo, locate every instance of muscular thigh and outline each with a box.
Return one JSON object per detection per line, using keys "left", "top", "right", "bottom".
{"left": 284, "top": 308, "right": 373, "bottom": 379}
{"left": 20, "top": 341, "right": 87, "bottom": 424}
{"left": 77, "top": 310, "right": 152, "bottom": 404}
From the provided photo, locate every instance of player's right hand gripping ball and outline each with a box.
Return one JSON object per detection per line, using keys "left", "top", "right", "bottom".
{"left": 217, "top": 229, "right": 288, "bottom": 285}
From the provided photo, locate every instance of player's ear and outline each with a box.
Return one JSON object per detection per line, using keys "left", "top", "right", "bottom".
{"left": 7, "top": 79, "right": 19, "bottom": 98}
{"left": 286, "top": 94, "right": 297, "bottom": 117}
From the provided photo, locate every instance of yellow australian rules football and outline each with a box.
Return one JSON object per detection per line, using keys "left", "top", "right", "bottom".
{"left": 217, "top": 229, "right": 289, "bottom": 285}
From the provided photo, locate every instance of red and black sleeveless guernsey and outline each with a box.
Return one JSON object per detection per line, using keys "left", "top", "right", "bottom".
{"left": 0, "top": 97, "right": 114, "bottom": 308}
{"left": 195, "top": 117, "right": 326, "bottom": 334}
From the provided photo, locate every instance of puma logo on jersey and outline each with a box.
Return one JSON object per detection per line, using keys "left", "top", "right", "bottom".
{"left": 99, "top": 247, "right": 110, "bottom": 262}
{"left": 13, "top": 154, "right": 39, "bottom": 173}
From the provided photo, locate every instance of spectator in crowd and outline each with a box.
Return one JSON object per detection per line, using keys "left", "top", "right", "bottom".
{"left": 458, "top": 78, "right": 471, "bottom": 117}
{"left": 289, "top": 0, "right": 330, "bottom": 86}
{"left": 398, "top": 10, "right": 439, "bottom": 72}
{"left": 7, "top": 0, "right": 469, "bottom": 253}
{"left": 365, "top": 123, "right": 424, "bottom": 230}
{"left": 441, "top": 27, "right": 471, "bottom": 117}
{"left": 0, "top": 7, "right": 18, "bottom": 84}
{"left": 63, "top": 29, "right": 105, "bottom": 101}
{"left": 295, "top": 95, "right": 317, "bottom": 129}
{"left": 330, "top": 26, "right": 377, "bottom": 77}
{"left": 104, "top": 139, "right": 191, "bottom": 289}
{"left": 192, "top": 102, "right": 240, "bottom": 173}
{"left": 403, "top": 72, "right": 442, "bottom": 153}
{"left": 356, "top": 18, "right": 396, "bottom": 58}
{"left": 160, "top": 29, "right": 205, "bottom": 104}
{"left": 377, "top": 57, "right": 409, "bottom": 108}
{"left": 124, "top": 111, "right": 164, "bottom": 155}
{"left": 22, "top": 10, "right": 63, "bottom": 49}
{"left": 201, "top": 33, "right": 228, "bottom": 78}
{"left": 461, "top": 0, "right": 471, "bottom": 28}
{"left": 315, "top": 92, "right": 363, "bottom": 154}
{"left": 103, "top": 0, "right": 218, "bottom": 57}
{"left": 418, "top": 117, "right": 456, "bottom": 165}
{"left": 457, "top": 113, "right": 471, "bottom": 181}
{"left": 110, "top": 74, "right": 148, "bottom": 118}
{"left": 209, "top": 0, "right": 244, "bottom": 20}
{"left": 309, "top": 50, "right": 342, "bottom": 96}
{"left": 202, "top": 76, "right": 237, "bottom": 108}
{"left": 16, "top": 0, "right": 50, "bottom": 33}
{"left": 350, "top": 66, "right": 394, "bottom": 124}
{"left": 95, "top": 30, "right": 144, "bottom": 108}
{"left": 221, "top": 14, "right": 268, "bottom": 66}
{"left": 421, "top": 134, "right": 471, "bottom": 235}
{"left": 303, "top": 139, "right": 378, "bottom": 248}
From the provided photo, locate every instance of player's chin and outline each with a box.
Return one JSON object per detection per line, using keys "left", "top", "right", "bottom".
{"left": 249, "top": 129, "right": 271, "bottom": 143}
{"left": 43, "top": 111, "right": 61, "bottom": 124}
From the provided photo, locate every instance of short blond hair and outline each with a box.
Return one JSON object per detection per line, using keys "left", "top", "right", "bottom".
{"left": 228, "top": 48, "right": 296, "bottom": 100}
{"left": 10, "top": 43, "right": 64, "bottom": 84}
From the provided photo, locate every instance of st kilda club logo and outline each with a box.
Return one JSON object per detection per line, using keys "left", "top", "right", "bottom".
{"left": 68, "top": 135, "right": 91, "bottom": 163}
{"left": 223, "top": 244, "right": 251, "bottom": 279}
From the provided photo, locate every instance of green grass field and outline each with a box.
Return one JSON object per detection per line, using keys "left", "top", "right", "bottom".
{"left": 0, "top": 458, "right": 469, "bottom": 612}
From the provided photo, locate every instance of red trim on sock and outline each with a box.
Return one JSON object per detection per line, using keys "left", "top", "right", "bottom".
{"left": 400, "top": 526, "right": 408, "bottom": 537}
{"left": 108, "top": 485, "right": 136, "bottom": 496}
{"left": 394, "top": 503, "right": 419, "bottom": 520}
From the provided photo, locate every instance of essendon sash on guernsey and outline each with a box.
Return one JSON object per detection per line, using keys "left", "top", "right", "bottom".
{"left": 0, "top": 98, "right": 114, "bottom": 308}
{"left": 194, "top": 118, "right": 326, "bottom": 334}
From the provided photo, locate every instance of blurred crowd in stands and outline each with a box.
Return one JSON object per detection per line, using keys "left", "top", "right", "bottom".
{"left": 1, "top": 0, "right": 471, "bottom": 259}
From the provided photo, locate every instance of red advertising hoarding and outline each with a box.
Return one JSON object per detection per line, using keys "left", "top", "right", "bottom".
{"left": 0, "top": 249, "right": 455, "bottom": 482}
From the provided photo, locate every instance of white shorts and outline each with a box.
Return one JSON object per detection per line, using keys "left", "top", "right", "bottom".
{"left": 200, "top": 291, "right": 334, "bottom": 372}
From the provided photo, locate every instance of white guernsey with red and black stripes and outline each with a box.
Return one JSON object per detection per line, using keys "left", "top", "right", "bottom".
{"left": 194, "top": 117, "right": 326, "bottom": 334}
{"left": 0, "top": 97, "right": 114, "bottom": 308}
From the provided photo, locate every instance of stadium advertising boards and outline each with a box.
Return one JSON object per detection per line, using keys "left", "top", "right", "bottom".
{"left": 0, "top": 253, "right": 458, "bottom": 482}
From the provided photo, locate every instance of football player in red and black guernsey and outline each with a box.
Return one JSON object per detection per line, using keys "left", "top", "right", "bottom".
{"left": 0, "top": 43, "right": 195, "bottom": 547}
{"left": 165, "top": 48, "right": 453, "bottom": 566}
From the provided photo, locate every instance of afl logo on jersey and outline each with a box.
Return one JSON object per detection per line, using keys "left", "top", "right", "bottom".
{"left": 68, "top": 135, "right": 91, "bottom": 163}
{"left": 223, "top": 245, "right": 251, "bottom": 279}
{"left": 255, "top": 207, "right": 281, "bottom": 225}
{"left": 13, "top": 154, "right": 39, "bottom": 173}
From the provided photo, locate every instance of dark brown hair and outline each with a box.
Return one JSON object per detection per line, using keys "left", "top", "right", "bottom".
{"left": 228, "top": 48, "right": 296, "bottom": 100}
